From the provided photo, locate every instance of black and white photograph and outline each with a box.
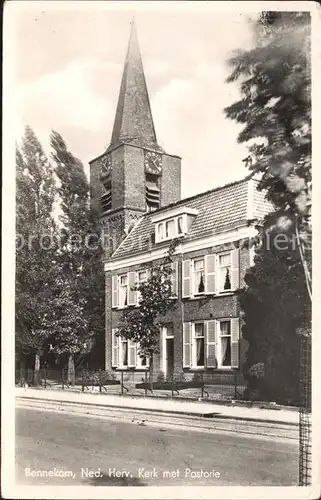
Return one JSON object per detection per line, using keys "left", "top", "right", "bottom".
{"left": 2, "top": 1, "right": 319, "bottom": 498}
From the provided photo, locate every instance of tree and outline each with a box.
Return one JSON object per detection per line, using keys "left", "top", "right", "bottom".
{"left": 224, "top": 12, "right": 312, "bottom": 403}
{"left": 15, "top": 127, "right": 56, "bottom": 385}
{"left": 225, "top": 12, "right": 311, "bottom": 300}
{"left": 240, "top": 218, "right": 310, "bottom": 404}
{"left": 117, "top": 242, "right": 178, "bottom": 391}
{"left": 50, "top": 131, "right": 104, "bottom": 383}
{"left": 37, "top": 275, "right": 90, "bottom": 384}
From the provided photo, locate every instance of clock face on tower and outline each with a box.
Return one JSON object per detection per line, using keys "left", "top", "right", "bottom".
{"left": 99, "top": 154, "right": 112, "bottom": 176}
{"left": 144, "top": 151, "right": 162, "bottom": 175}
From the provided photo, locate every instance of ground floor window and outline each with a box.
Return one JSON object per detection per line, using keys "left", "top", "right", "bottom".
{"left": 218, "top": 320, "right": 231, "bottom": 368}
{"left": 183, "top": 318, "right": 239, "bottom": 369}
{"left": 120, "top": 338, "right": 128, "bottom": 367}
{"left": 193, "top": 323, "right": 205, "bottom": 367}
{"left": 112, "top": 330, "right": 149, "bottom": 369}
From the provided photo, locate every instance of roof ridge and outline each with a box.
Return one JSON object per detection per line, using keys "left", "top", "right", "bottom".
{"left": 144, "top": 176, "right": 250, "bottom": 217}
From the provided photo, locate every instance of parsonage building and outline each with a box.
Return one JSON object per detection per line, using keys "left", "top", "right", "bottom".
{"left": 89, "top": 22, "right": 270, "bottom": 380}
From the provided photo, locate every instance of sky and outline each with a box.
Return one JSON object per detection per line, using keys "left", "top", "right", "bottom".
{"left": 11, "top": 2, "right": 260, "bottom": 198}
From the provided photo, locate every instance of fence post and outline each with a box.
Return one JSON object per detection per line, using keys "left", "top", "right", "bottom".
{"left": 234, "top": 370, "right": 237, "bottom": 400}
{"left": 62, "top": 367, "right": 65, "bottom": 390}
{"left": 201, "top": 372, "right": 204, "bottom": 399}
{"left": 171, "top": 372, "right": 174, "bottom": 398}
{"left": 121, "top": 371, "right": 124, "bottom": 395}
{"left": 44, "top": 364, "right": 47, "bottom": 389}
{"left": 145, "top": 370, "right": 147, "bottom": 396}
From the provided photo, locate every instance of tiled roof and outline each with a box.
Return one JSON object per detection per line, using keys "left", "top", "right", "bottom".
{"left": 111, "top": 178, "right": 271, "bottom": 260}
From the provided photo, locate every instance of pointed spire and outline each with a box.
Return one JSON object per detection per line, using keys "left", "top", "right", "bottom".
{"left": 107, "top": 19, "right": 163, "bottom": 152}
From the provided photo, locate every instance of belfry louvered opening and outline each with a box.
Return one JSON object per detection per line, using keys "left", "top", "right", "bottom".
{"left": 146, "top": 173, "right": 160, "bottom": 211}
{"left": 101, "top": 177, "right": 112, "bottom": 213}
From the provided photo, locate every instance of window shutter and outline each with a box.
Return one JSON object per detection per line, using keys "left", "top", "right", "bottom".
{"left": 205, "top": 320, "right": 217, "bottom": 368}
{"left": 231, "top": 248, "right": 240, "bottom": 290}
{"left": 112, "top": 275, "right": 118, "bottom": 308}
{"left": 205, "top": 254, "right": 215, "bottom": 294}
{"left": 249, "top": 244, "right": 255, "bottom": 267}
{"left": 128, "top": 340, "right": 137, "bottom": 367}
{"left": 128, "top": 272, "right": 136, "bottom": 305}
{"left": 182, "top": 260, "right": 191, "bottom": 298}
{"left": 171, "top": 261, "right": 178, "bottom": 297}
{"left": 112, "top": 329, "right": 119, "bottom": 367}
{"left": 214, "top": 254, "right": 220, "bottom": 294}
{"left": 183, "top": 322, "right": 192, "bottom": 367}
{"left": 231, "top": 318, "right": 240, "bottom": 368}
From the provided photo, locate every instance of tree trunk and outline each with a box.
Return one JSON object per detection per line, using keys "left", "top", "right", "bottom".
{"left": 19, "top": 354, "right": 27, "bottom": 386}
{"left": 68, "top": 353, "right": 75, "bottom": 386}
{"left": 33, "top": 353, "right": 40, "bottom": 386}
{"left": 149, "top": 354, "right": 154, "bottom": 393}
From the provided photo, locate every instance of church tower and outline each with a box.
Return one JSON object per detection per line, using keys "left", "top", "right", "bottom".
{"left": 89, "top": 20, "right": 181, "bottom": 256}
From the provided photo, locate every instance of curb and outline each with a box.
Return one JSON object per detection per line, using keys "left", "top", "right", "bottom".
{"left": 16, "top": 395, "right": 299, "bottom": 427}
{"left": 16, "top": 386, "right": 300, "bottom": 412}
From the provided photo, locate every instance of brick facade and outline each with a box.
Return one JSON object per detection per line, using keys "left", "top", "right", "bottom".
{"left": 105, "top": 239, "right": 251, "bottom": 380}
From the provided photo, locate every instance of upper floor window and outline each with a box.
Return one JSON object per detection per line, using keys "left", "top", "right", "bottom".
{"left": 218, "top": 253, "right": 231, "bottom": 292}
{"left": 112, "top": 264, "right": 178, "bottom": 309}
{"left": 182, "top": 249, "right": 239, "bottom": 298}
{"left": 193, "top": 323, "right": 205, "bottom": 367}
{"left": 137, "top": 270, "right": 148, "bottom": 305}
{"left": 119, "top": 274, "right": 128, "bottom": 308}
{"left": 193, "top": 258, "right": 205, "bottom": 295}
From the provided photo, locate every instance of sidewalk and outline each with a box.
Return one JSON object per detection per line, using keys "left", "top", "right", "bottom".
{"left": 15, "top": 387, "right": 299, "bottom": 426}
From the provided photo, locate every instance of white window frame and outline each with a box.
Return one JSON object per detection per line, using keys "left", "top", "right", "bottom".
{"left": 177, "top": 216, "right": 185, "bottom": 235}
{"left": 192, "top": 257, "right": 205, "bottom": 296}
{"left": 165, "top": 219, "right": 176, "bottom": 238}
{"left": 192, "top": 322, "right": 205, "bottom": 368}
{"left": 118, "top": 274, "right": 128, "bottom": 309}
{"left": 136, "top": 269, "right": 148, "bottom": 305}
{"left": 217, "top": 252, "right": 232, "bottom": 293}
{"left": 155, "top": 215, "right": 187, "bottom": 243}
{"left": 157, "top": 223, "right": 164, "bottom": 241}
{"left": 217, "top": 319, "right": 232, "bottom": 369}
{"left": 119, "top": 337, "right": 129, "bottom": 368}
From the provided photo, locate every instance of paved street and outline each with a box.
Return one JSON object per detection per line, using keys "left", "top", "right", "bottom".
{"left": 16, "top": 408, "right": 298, "bottom": 486}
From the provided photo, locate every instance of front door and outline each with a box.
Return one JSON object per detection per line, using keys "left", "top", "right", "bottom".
{"left": 165, "top": 338, "right": 174, "bottom": 378}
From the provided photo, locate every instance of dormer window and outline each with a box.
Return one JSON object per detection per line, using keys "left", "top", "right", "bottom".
{"left": 165, "top": 220, "right": 175, "bottom": 238}
{"left": 177, "top": 216, "right": 184, "bottom": 235}
{"left": 151, "top": 206, "right": 198, "bottom": 244}
{"left": 157, "top": 223, "right": 164, "bottom": 240}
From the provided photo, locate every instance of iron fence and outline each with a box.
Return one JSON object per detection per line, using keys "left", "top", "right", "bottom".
{"left": 299, "top": 335, "right": 312, "bottom": 486}
{"left": 16, "top": 367, "right": 247, "bottom": 402}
